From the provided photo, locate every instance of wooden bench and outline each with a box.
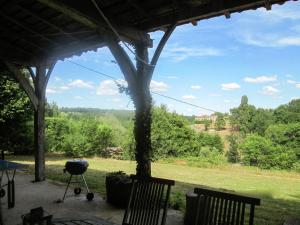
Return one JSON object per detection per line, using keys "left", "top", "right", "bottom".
{"left": 185, "top": 186, "right": 260, "bottom": 225}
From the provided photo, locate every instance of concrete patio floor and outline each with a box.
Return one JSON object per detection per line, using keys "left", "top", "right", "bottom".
{"left": 2, "top": 171, "right": 183, "bottom": 225}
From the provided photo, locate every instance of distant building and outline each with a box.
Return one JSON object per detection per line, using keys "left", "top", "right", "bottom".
{"left": 195, "top": 114, "right": 217, "bottom": 123}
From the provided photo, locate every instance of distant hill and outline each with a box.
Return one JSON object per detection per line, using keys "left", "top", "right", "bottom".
{"left": 60, "top": 107, "right": 134, "bottom": 121}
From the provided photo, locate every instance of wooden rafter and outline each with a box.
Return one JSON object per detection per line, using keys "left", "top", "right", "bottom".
{"left": 0, "top": 11, "right": 58, "bottom": 46}
{"left": 127, "top": 0, "right": 152, "bottom": 20}
{"left": 37, "top": 0, "right": 151, "bottom": 45}
{"left": 16, "top": 5, "right": 79, "bottom": 42}
{"left": 4, "top": 62, "right": 38, "bottom": 110}
{"left": 0, "top": 38, "right": 35, "bottom": 59}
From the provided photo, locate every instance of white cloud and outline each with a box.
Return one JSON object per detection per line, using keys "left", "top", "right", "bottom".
{"left": 162, "top": 44, "right": 221, "bottom": 61}
{"left": 277, "top": 37, "right": 300, "bottom": 46}
{"left": 260, "top": 5, "right": 300, "bottom": 20}
{"left": 46, "top": 88, "right": 57, "bottom": 94}
{"left": 182, "top": 95, "right": 196, "bottom": 100}
{"left": 167, "top": 76, "right": 178, "bottom": 79}
{"left": 150, "top": 80, "right": 169, "bottom": 92}
{"left": 296, "top": 83, "right": 300, "bottom": 88}
{"left": 54, "top": 76, "right": 61, "bottom": 81}
{"left": 74, "top": 96, "right": 83, "bottom": 100}
{"left": 224, "top": 100, "right": 231, "bottom": 103}
{"left": 191, "top": 85, "right": 202, "bottom": 90}
{"left": 96, "top": 80, "right": 126, "bottom": 96}
{"left": 239, "top": 32, "right": 300, "bottom": 48}
{"left": 60, "top": 86, "right": 70, "bottom": 90}
{"left": 69, "top": 79, "right": 94, "bottom": 89}
{"left": 244, "top": 75, "right": 277, "bottom": 83}
{"left": 287, "top": 80, "right": 297, "bottom": 84}
{"left": 209, "top": 93, "right": 222, "bottom": 97}
{"left": 221, "top": 83, "right": 241, "bottom": 91}
{"left": 262, "top": 86, "right": 279, "bottom": 95}
{"left": 112, "top": 98, "right": 121, "bottom": 102}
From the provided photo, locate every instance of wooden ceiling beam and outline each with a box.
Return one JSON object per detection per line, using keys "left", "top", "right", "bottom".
{"left": 16, "top": 5, "right": 79, "bottom": 42}
{"left": 0, "top": 11, "right": 58, "bottom": 47}
{"left": 127, "top": 0, "right": 152, "bottom": 20}
{"left": 0, "top": 38, "right": 36, "bottom": 59}
{"left": 37, "top": 0, "right": 152, "bottom": 46}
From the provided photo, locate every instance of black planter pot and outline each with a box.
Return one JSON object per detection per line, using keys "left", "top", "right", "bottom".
{"left": 105, "top": 172, "right": 132, "bottom": 208}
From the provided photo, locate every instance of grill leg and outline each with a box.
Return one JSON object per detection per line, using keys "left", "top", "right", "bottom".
{"left": 61, "top": 175, "right": 72, "bottom": 202}
{"left": 81, "top": 175, "right": 90, "bottom": 193}
{"left": 7, "top": 180, "right": 15, "bottom": 208}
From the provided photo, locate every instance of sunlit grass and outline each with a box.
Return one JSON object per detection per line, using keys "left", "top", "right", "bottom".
{"left": 10, "top": 155, "right": 300, "bottom": 225}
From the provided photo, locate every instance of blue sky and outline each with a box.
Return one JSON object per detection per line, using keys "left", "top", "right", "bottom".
{"left": 47, "top": 1, "right": 300, "bottom": 116}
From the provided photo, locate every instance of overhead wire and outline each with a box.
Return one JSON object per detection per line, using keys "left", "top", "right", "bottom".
{"left": 65, "top": 59, "right": 218, "bottom": 113}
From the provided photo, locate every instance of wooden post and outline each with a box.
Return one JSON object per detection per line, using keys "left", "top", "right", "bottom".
{"left": 34, "top": 65, "right": 46, "bottom": 181}
{"left": 106, "top": 25, "right": 176, "bottom": 177}
{"left": 5, "top": 61, "right": 55, "bottom": 181}
{"left": 133, "top": 42, "right": 152, "bottom": 177}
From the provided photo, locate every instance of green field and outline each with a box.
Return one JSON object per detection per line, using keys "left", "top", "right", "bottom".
{"left": 11, "top": 155, "right": 300, "bottom": 225}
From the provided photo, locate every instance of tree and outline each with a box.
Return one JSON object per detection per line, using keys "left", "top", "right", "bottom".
{"left": 226, "top": 135, "right": 240, "bottom": 163}
{"left": 241, "top": 95, "right": 248, "bottom": 106}
{"left": 215, "top": 113, "right": 226, "bottom": 131}
{"left": 45, "top": 102, "right": 59, "bottom": 117}
{"left": 251, "top": 108, "right": 273, "bottom": 135}
{"left": 230, "top": 96, "right": 256, "bottom": 134}
{"left": 274, "top": 99, "right": 300, "bottom": 124}
{"left": 265, "top": 123, "right": 300, "bottom": 160}
{"left": 239, "top": 134, "right": 297, "bottom": 169}
{"left": 203, "top": 119, "right": 212, "bottom": 131}
{"left": 0, "top": 72, "right": 34, "bottom": 154}
{"left": 151, "top": 105, "right": 200, "bottom": 158}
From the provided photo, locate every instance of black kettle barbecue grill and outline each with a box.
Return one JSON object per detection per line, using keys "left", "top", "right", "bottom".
{"left": 58, "top": 160, "right": 94, "bottom": 202}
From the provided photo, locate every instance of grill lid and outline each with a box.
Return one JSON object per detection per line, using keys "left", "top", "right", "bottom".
{"left": 65, "top": 160, "right": 89, "bottom": 175}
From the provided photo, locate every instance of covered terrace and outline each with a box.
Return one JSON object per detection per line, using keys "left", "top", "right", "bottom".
{"left": 0, "top": 0, "right": 298, "bottom": 225}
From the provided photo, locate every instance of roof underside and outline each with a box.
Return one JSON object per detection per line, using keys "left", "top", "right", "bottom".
{"left": 0, "top": 0, "right": 295, "bottom": 66}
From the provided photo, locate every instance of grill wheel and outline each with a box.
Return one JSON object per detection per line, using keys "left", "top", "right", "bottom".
{"left": 74, "top": 188, "right": 81, "bottom": 195}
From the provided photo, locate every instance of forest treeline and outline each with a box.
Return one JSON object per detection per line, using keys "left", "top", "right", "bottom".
{"left": 0, "top": 74, "right": 299, "bottom": 171}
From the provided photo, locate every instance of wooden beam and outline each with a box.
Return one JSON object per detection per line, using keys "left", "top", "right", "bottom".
{"left": 4, "top": 62, "right": 38, "bottom": 110}
{"left": 127, "top": 0, "right": 152, "bottom": 20}
{"left": 27, "top": 66, "right": 36, "bottom": 85}
{"left": 16, "top": 5, "right": 78, "bottom": 42}
{"left": 0, "top": 11, "right": 58, "bottom": 46}
{"left": 37, "top": 0, "right": 151, "bottom": 45}
{"left": 0, "top": 38, "right": 36, "bottom": 59}
{"left": 137, "top": 0, "right": 290, "bottom": 31}
{"left": 106, "top": 38, "right": 137, "bottom": 88}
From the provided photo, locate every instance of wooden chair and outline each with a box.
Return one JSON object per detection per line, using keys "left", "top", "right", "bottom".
{"left": 122, "top": 175, "right": 175, "bottom": 225}
{"left": 193, "top": 187, "right": 260, "bottom": 225}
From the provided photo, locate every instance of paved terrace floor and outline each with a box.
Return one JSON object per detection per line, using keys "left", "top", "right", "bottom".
{"left": 2, "top": 172, "right": 183, "bottom": 225}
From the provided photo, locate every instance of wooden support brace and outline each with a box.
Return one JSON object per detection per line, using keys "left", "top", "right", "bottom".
{"left": 4, "top": 62, "right": 38, "bottom": 110}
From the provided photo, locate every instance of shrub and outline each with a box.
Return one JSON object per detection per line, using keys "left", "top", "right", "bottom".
{"left": 45, "top": 117, "right": 70, "bottom": 152}
{"left": 226, "top": 135, "right": 240, "bottom": 163}
{"left": 265, "top": 123, "right": 300, "bottom": 159}
{"left": 240, "top": 134, "right": 297, "bottom": 169}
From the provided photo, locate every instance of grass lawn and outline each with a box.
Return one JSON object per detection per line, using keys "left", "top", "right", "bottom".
{"left": 10, "top": 155, "right": 300, "bottom": 225}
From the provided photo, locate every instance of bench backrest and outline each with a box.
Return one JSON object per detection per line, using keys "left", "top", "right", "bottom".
{"left": 194, "top": 187, "right": 260, "bottom": 225}
{"left": 122, "top": 175, "right": 175, "bottom": 225}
